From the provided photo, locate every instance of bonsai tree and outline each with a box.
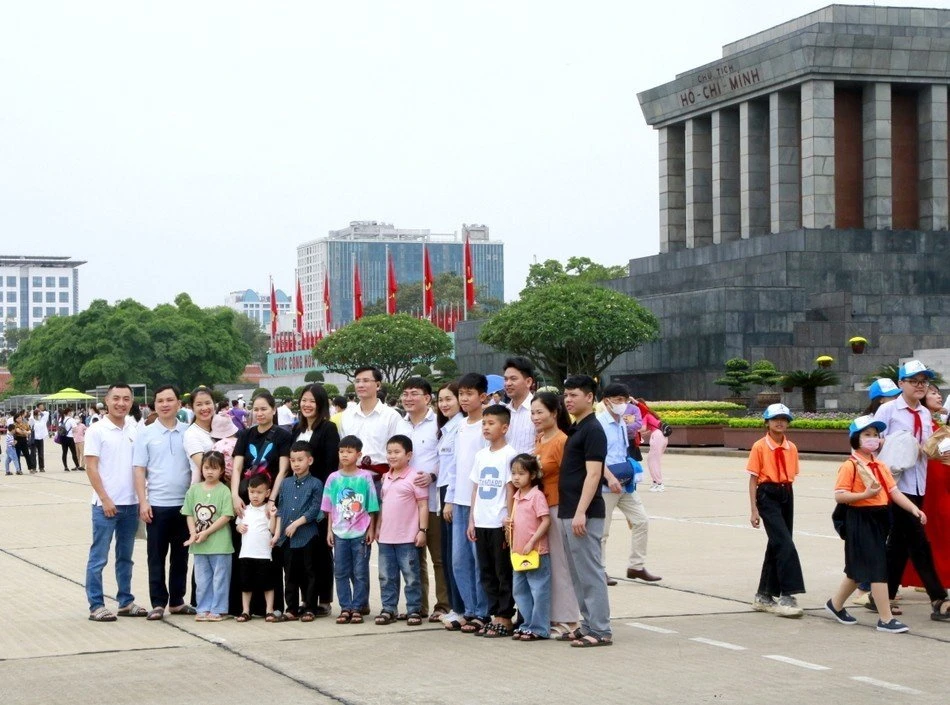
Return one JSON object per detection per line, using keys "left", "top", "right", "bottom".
{"left": 781, "top": 369, "right": 840, "bottom": 413}
{"left": 749, "top": 359, "right": 783, "bottom": 391}
{"left": 304, "top": 370, "right": 324, "bottom": 383}
{"left": 273, "top": 385, "right": 294, "bottom": 400}
{"left": 714, "top": 358, "right": 755, "bottom": 398}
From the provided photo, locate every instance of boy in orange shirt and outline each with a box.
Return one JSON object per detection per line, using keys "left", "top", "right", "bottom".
{"left": 825, "top": 415, "right": 925, "bottom": 634}
{"left": 748, "top": 404, "right": 805, "bottom": 618}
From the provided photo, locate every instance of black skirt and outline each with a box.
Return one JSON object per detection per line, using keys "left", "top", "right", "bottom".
{"left": 843, "top": 506, "right": 889, "bottom": 583}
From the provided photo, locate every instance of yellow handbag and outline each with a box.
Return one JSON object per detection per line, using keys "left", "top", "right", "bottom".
{"left": 507, "top": 510, "right": 540, "bottom": 571}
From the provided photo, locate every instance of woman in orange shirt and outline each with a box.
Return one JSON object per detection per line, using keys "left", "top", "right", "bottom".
{"left": 825, "top": 415, "right": 925, "bottom": 634}
{"left": 531, "top": 392, "right": 579, "bottom": 639}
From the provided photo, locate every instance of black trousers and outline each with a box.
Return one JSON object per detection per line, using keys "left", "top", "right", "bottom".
{"left": 146, "top": 506, "right": 191, "bottom": 609}
{"left": 475, "top": 527, "right": 515, "bottom": 619}
{"left": 61, "top": 437, "right": 79, "bottom": 469}
{"left": 283, "top": 536, "right": 319, "bottom": 613}
{"left": 15, "top": 439, "right": 34, "bottom": 471}
{"left": 32, "top": 439, "right": 45, "bottom": 470}
{"left": 887, "top": 493, "right": 949, "bottom": 602}
{"left": 314, "top": 516, "right": 334, "bottom": 604}
{"left": 755, "top": 483, "right": 805, "bottom": 596}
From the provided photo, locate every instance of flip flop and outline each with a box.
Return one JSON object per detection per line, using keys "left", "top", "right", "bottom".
{"left": 570, "top": 635, "right": 613, "bottom": 648}
{"left": 169, "top": 604, "right": 197, "bottom": 616}
{"left": 88, "top": 607, "right": 117, "bottom": 622}
{"left": 117, "top": 603, "right": 148, "bottom": 617}
{"left": 146, "top": 608, "right": 165, "bottom": 621}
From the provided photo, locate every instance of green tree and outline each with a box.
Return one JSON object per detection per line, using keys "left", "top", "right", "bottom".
{"left": 714, "top": 358, "right": 755, "bottom": 397}
{"left": 522, "top": 256, "right": 627, "bottom": 293}
{"left": 304, "top": 370, "right": 325, "bottom": 383}
{"left": 313, "top": 314, "right": 453, "bottom": 387}
{"left": 781, "top": 369, "right": 841, "bottom": 413}
{"left": 320, "top": 383, "right": 341, "bottom": 398}
{"left": 228, "top": 312, "right": 270, "bottom": 363}
{"left": 479, "top": 281, "right": 658, "bottom": 384}
{"left": 8, "top": 294, "right": 250, "bottom": 393}
{"left": 273, "top": 385, "right": 293, "bottom": 400}
{"left": 252, "top": 387, "right": 270, "bottom": 398}
{"left": 364, "top": 272, "right": 502, "bottom": 318}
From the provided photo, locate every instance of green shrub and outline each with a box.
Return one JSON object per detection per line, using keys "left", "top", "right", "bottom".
{"left": 727, "top": 417, "right": 850, "bottom": 430}
{"left": 666, "top": 415, "right": 729, "bottom": 426}
{"left": 650, "top": 401, "right": 745, "bottom": 411}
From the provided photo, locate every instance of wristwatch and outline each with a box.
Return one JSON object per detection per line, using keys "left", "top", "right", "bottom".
{"left": 418, "top": 528, "right": 428, "bottom": 534}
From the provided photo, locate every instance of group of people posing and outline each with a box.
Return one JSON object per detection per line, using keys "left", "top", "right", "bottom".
{"left": 82, "top": 358, "right": 672, "bottom": 648}
{"left": 748, "top": 359, "right": 950, "bottom": 634}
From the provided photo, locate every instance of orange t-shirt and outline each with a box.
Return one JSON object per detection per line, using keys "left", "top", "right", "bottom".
{"left": 535, "top": 431, "right": 567, "bottom": 508}
{"left": 834, "top": 454, "right": 896, "bottom": 508}
{"left": 746, "top": 435, "right": 799, "bottom": 484}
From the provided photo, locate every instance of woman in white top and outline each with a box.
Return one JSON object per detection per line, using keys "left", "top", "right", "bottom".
{"left": 436, "top": 382, "right": 466, "bottom": 628}
{"left": 183, "top": 386, "right": 216, "bottom": 483}
{"left": 60, "top": 407, "right": 80, "bottom": 472}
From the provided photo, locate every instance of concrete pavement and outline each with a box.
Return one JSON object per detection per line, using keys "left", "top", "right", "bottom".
{"left": 1, "top": 446, "right": 948, "bottom": 704}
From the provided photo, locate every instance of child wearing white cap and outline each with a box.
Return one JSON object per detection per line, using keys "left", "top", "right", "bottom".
{"left": 825, "top": 415, "right": 924, "bottom": 634}
{"left": 747, "top": 403, "right": 805, "bottom": 618}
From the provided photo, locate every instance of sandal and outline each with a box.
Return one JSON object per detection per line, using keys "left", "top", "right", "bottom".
{"left": 88, "top": 606, "right": 117, "bottom": 622}
{"left": 932, "top": 599, "right": 950, "bottom": 621}
{"left": 236, "top": 613, "right": 252, "bottom": 623}
{"left": 866, "top": 597, "right": 902, "bottom": 616}
{"left": 444, "top": 618, "right": 464, "bottom": 631}
{"left": 519, "top": 632, "right": 544, "bottom": 641}
{"left": 428, "top": 611, "right": 445, "bottom": 623}
{"left": 483, "top": 623, "right": 512, "bottom": 638}
{"left": 375, "top": 611, "right": 395, "bottom": 626}
{"left": 570, "top": 634, "right": 613, "bottom": 648}
{"left": 556, "top": 627, "right": 584, "bottom": 642}
{"left": 460, "top": 618, "right": 486, "bottom": 634}
{"left": 336, "top": 610, "right": 352, "bottom": 624}
{"left": 300, "top": 611, "right": 316, "bottom": 623}
{"left": 350, "top": 612, "right": 363, "bottom": 624}
{"left": 117, "top": 603, "right": 148, "bottom": 617}
{"left": 406, "top": 612, "right": 423, "bottom": 626}
{"left": 314, "top": 604, "right": 332, "bottom": 617}
{"left": 264, "top": 612, "right": 278, "bottom": 623}
{"left": 282, "top": 611, "right": 299, "bottom": 622}
{"left": 146, "top": 608, "right": 165, "bottom": 621}
{"left": 169, "top": 604, "right": 197, "bottom": 616}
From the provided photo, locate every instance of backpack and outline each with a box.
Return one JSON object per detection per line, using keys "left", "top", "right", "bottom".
{"left": 54, "top": 419, "right": 68, "bottom": 444}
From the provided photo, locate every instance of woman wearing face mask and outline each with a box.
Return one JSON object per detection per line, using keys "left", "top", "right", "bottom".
{"left": 902, "top": 383, "right": 950, "bottom": 590}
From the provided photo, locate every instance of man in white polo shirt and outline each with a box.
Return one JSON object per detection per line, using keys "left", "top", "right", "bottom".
{"left": 30, "top": 403, "right": 50, "bottom": 472}
{"left": 503, "top": 357, "right": 536, "bottom": 454}
{"left": 341, "top": 366, "right": 407, "bottom": 487}
{"left": 84, "top": 383, "right": 144, "bottom": 622}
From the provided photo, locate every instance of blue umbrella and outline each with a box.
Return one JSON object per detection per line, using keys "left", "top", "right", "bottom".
{"left": 486, "top": 374, "right": 505, "bottom": 395}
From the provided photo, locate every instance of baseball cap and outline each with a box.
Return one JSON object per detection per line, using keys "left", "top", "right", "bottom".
{"left": 898, "top": 360, "right": 935, "bottom": 380}
{"left": 849, "top": 414, "right": 886, "bottom": 436}
{"left": 763, "top": 403, "right": 793, "bottom": 421}
{"left": 867, "top": 378, "right": 900, "bottom": 400}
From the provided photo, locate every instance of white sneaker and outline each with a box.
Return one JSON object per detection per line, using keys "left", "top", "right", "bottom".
{"left": 774, "top": 595, "right": 804, "bottom": 618}
{"left": 649, "top": 484, "right": 660, "bottom": 492}
{"left": 655, "top": 484, "right": 665, "bottom": 492}
{"left": 441, "top": 610, "right": 460, "bottom": 625}
{"left": 752, "top": 593, "right": 777, "bottom": 613}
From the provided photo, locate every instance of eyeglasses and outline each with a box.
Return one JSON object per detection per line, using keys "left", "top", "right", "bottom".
{"left": 903, "top": 378, "right": 929, "bottom": 386}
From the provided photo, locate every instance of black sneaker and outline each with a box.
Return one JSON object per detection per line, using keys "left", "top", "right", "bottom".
{"left": 825, "top": 599, "right": 857, "bottom": 625}
{"left": 876, "top": 618, "right": 909, "bottom": 634}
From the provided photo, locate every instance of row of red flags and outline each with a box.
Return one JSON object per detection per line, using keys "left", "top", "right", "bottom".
{"left": 269, "top": 236, "right": 476, "bottom": 349}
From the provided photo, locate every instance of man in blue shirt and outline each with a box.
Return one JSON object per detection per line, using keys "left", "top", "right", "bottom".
{"left": 276, "top": 441, "right": 325, "bottom": 621}
{"left": 596, "top": 383, "right": 661, "bottom": 584}
{"left": 133, "top": 385, "right": 195, "bottom": 620}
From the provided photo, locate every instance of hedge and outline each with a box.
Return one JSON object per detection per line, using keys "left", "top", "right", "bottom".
{"left": 650, "top": 401, "right": 745, "bottom": 411}
{"left": 727, "top": 417, "right": 851, "bottom": 430}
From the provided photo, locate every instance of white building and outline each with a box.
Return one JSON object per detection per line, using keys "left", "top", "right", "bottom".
{"left": 225, "top": 288, "right": 292, "bottom": 331}
{"left": 0, "top": 256, "right": 85, "bottom": 342}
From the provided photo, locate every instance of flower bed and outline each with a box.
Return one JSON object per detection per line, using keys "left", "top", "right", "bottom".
{"left": 727, "top": 417, "right": 851, "bottom": 430}
{"left": 650, "top": 401, "right": 745, "bottom": 412}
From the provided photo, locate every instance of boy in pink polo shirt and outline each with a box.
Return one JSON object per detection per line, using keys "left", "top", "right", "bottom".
{"left": 375, "top": 435, "right": 428, "bottom": 626}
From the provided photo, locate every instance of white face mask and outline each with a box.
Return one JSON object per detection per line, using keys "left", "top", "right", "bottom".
{"left": 861, "top": 437, "right": 882, "bottom": 453}
{"left": 608, "top": 402, "right": 627, "bottom": 416}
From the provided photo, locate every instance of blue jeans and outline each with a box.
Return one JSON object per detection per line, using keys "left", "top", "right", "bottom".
{"left": 451, "top": 504, "right": 488, "bottom": 619}
{"left": 4, "top": 451, "right": 20, "bottom": 474}
{"left": 194, "top": 553, "right": 232, "bottom": 615}
{"left": 333, "top": 536, "right": 371, "bottom": 612}
{"left": 378, "top": 542, "right": 422, "bottom": 614}
{"left": 512, "top": 554, "right": 551, "bottom": 638}
{"left": 86, "top": 503, "right": 139, "bottom": 611}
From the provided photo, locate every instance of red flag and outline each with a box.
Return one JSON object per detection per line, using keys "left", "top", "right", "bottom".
{"left": 353, "top": 260, "right": 363, "bottom": 320}
{"left": 323, "top": 271, "right": 331, "bottom": 332}
{"left": 387, "top": 250, "right": 398, "bottom": 315}
{"left": 295, "top": 277, "right": 304, "bottom": 333}
{"left": 269, "top": 277, "right": 278, "bottom": 340}
{"left": 464, "top": 235, "right": 476, "bottom": 311}
{"left": 423, "top": 245, "right": 434, "bottom": 319}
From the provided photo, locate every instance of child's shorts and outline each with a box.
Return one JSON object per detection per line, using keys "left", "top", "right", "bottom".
{"left": 240, "top": 557, "right": 276, "bottom": 592}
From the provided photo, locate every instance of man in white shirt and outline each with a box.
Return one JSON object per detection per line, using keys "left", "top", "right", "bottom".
{"left": 84, "top": 383, "right": 145, "bottom": 621}
{"left": 341, "top": 366, "right": 407, "bottom": 485}
{"left": 277, "top": 398, "right": 296, "bottom": 430}
{"left": 30, "top": 403, "right": 50, "bottom": 472}
{"left": 402, "top": 377, "right": 449, "bottom": 620}
{"left": 503, "top": 357, "right": 536, "bottom": 454}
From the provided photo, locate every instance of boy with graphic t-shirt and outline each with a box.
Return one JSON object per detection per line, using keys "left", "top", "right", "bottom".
{"left": 321, "top": 435, "right": 380, "bottom": 623}
{"left": 466, "top": 404, "right": 517, "bottom": 638}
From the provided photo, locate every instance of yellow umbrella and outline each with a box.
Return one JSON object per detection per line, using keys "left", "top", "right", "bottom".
{"left": 41, "top": 388, "right": 97, "bottom": 401}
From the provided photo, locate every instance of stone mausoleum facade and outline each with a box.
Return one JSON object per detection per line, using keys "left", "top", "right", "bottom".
{"left": 457, "top": 5, "right": 950, "bottom": 409}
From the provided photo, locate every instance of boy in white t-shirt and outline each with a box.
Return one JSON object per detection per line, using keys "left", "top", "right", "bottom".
{"left": 235, "top": 474, "right": 278, "bottom": 622}
{"left": 466, "top": 404, "right": 517, "bottom": 638}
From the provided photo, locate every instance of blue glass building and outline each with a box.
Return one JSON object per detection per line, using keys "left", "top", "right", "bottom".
{"left": 297, "top": 222, "right": 503, "bottom": 330}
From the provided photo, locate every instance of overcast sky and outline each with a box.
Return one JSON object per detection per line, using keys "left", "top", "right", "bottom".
{"left": 0, "top": 1, "right": 934, "bottom": 310}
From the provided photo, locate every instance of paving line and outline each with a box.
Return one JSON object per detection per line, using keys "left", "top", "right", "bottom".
{"left": 650, "top": 514, "right": 838, "bottom": 540}
{"left": 689, "top": 637, "right": 746, "bottom": 651}
{"left": 850, "top": 676, "right": 923, "bottom": 695}
{"left": 625, "top": 622, "right": 678, "bottom": 634}
{"left": 762, "top": 654, "right": 830, "bottom": 671}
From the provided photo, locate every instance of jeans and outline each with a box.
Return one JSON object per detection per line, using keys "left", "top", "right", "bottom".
{"left": 378, "top": 542, "right": 422, "bottom": 615}
{"left": 451, "top": 504, "right": 488, "bottom": 619}
{"left": 4, "top": 451, "right": 20, "bottom": 474}
{"left": 439, "top": 486, "right": 464, "bottom": 614}
{"left": 86, "top": 503, "right": 139, "bottom": 611}
{"left": 512, "top": 553, "right": 551, "bottom": 637}
{"left": 560, "top": 517, "right": 612, "bottom": 638}
{"left": 194, "top": 553, "right": 232, "bottom": 615}
{"left": 146, "top": 505, "right": 190, "bottom": 609}
{"left": 755, "top": 483, "right": 805, "bottom": 596}
{"left": 333, "top": 536, "right": 371, "bottom": 612}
